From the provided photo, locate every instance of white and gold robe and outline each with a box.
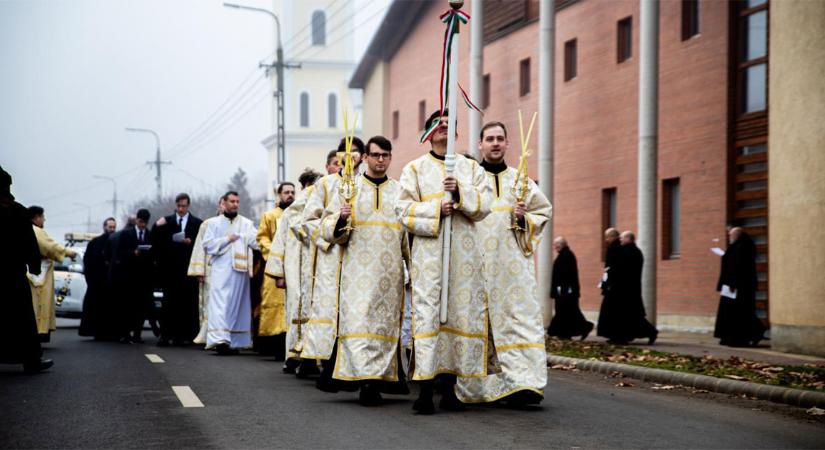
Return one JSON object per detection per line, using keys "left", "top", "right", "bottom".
{"left": 456, "top": 166, "right": 552, "bottom": 403}
{"left": 187, "top": 216, "right": 217, "bottom": 345}
{"left": 202, "top": 214, "right": 258, "bottom": 349}
{"left": 265, "top": 186, "right": 315, "bottom": 360}
{"left": 396, "top": 152, "right": 492, "bottom": 380}
{"left": 320, "top": 175, "right": 407, "bottom": 381}
{"left": 27, "top": 225, "right": 70, "bottom": 335}
{"left": 300, "top": 173, "right": 344, "bottom": 360}
{"left": 256, "top": 206, "right": 286, "bottom": 336}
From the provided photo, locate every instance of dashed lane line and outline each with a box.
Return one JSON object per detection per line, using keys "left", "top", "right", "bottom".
{"left": 172, "top": 386, "right": 205, "bottom": 408}
{"left": 145, "top": 354, "right": 165, "bottom": 363}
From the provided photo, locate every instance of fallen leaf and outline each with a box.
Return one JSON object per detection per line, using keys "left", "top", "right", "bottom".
{"left": 651, "top": 385, "right": 677, "bottom": 390}
{"left": 763, "top": 366, "right": 784, "bottom": 372}
{"left": 615, "top": 382, "right": 634, "bottom": 387}
{"left": 806, "top": 407, "right": 825, "bottom": 416}
{"left": 691, "top": 389, "right": 709, "bottom": 394}
{"left": 725, "top": 375, "right": 747, "bottom": 381}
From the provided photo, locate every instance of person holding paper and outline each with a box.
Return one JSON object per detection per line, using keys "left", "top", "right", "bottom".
{"left": 152, "top": 193, "right": 203, "bottom": 347}
{"left": 714, "top": 227, "right": 767, "bottom": 347}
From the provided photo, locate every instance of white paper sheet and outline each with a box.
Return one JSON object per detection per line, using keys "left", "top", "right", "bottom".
{"left": 172, "top": 231, "right": 186, "bottom": 243}
{"left": 711, "top": 247, "right": 725, "bottom": 256}
{"left": 720, "top": 284, "right": 737, "bottom": 299}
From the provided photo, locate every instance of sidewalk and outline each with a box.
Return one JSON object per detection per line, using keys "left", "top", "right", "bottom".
{"left": 593, "top": 331, "right": 825, "bottom": 367}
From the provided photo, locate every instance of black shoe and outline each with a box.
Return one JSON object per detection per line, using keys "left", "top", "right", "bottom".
{"left": 648, "top": 330, "right": 658, "bottom": 346}
{"left": 316, "top": 376, "right": 340, "bottom": 393}
{"left": 23, "top": 358, "right": 53, "bottom": 374}
{"left": 215, "top": 343, "right": 235, "bottom": 355}
{"left": 157, "top": 338, "right": 170, "bottom": 348}
{"left": 505, "top": 390, "right": 544, "bottom": 407}
{"left": 359, "top": 385, "right": 383, "bottom": 407}
{"left": 438, "top": 392, "right": 466, "bottom": 412}
{"left": 296, "top": 360, "right": 320, "bottom": 379}
{"left": 580, "top": 322, "right": 594, "bottom": 341}
{"left": 412, "top": 396, "right": 435, "bottom": 415}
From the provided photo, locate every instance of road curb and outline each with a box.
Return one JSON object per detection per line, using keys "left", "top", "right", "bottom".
{"left": 547, "top": 354, "right": 825, "bottom": 409}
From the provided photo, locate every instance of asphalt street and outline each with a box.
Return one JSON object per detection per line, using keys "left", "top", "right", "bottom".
{"left": 2, "top": 326, "right": 824, "bottom": 449}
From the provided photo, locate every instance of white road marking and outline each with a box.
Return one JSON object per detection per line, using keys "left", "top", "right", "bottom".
{"left": 172, "top": 386, "right": 204, "bottom": 408}
{"left": 145, "top": 354, "right": 165, "bottom": 363}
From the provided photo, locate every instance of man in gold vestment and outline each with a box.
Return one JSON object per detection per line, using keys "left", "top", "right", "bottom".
{"left": 27, "top": 206, "right": 77, "bottom": 342}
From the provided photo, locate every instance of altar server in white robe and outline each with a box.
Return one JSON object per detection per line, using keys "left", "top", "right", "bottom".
{"left": 202, "top": 191, "right": 258, "bottom": 354}
{"left": 455, "top": 121, "right": 552, "bottom": 406}
{"left": 396, "top": 110, "right": 492, "bottom": 414}
{"left": 319, "top": 136, "right": 409, "bottom": 406}
{"left": 187, "top": 195, "right": 225, "bottom": 345}
{"left": 301, "top": 138, "right": 366, "bottom": 389}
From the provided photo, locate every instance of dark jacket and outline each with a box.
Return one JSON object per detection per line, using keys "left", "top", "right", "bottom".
{"left": 151, "top": 213, "right": 203, "bottom": 282}
{"left": 716, "top": 233, "right": 758, "bottom": 301}
{"left": 551, "top": 247, "right": 580, "bottom": 299}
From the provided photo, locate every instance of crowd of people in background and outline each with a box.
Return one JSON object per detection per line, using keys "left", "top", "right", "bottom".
{"left": 1, "top": 110, "right": 765, "bottom": 405}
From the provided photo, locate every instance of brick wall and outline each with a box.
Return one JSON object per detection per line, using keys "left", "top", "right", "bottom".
{"left": 383, "top": 0, "right": 730, "bottom": 322}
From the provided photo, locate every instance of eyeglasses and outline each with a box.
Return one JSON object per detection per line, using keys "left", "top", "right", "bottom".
{"left": 368, "top": 152, "right": 391, "bottom": 160}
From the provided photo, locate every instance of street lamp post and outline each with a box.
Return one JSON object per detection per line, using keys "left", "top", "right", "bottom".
{"left": 94, "top": 175, "right": 118, "bottom": 218}
{"left": 125, "top": 127, "right": 169, "bottom": 203}
{"left": 224, "top": 2, "right": 298, "bottom": 183}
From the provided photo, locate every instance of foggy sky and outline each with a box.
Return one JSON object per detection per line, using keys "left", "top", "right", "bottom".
{"left": 1, "top": 0, "right": 384, "bottom": 240}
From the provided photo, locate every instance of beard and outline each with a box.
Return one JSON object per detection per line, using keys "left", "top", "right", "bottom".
{"left": 224, "top": 210, "right": 238, "bottom": 219}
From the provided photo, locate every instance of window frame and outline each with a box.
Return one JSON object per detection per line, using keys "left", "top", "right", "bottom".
{"left": 617, "top": 16, "right": 633, "bottom": 64}
{"left": 564, "top": 38, "right": 577, "bottom": 81}
{"left": 299, "top": 91, "right": 310, "bottom": 128}
{"left": 311, "top": 10, "right": 326, "bottom": 46}
{"left": 519, "top": 58, "right": 531, "bottom": 96}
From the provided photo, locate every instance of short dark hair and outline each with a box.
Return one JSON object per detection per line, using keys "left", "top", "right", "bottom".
{"left": 425, "top": 108, "right": 453, "bottom": 130}
{"left": 366, "top": 136, "right": 392, "bottom": 153}
{"left": 326, "top": 149, "right": 339, "bottom": 165}
{"left": 102, "top": 217, "right": 116, "bottom": 228}
{"left": 480, "top": 121, "right": 508, "bottom": 140}
{"left": 175, "top": 193, "right": 191, "bottom": 204}
{"left": 224, "top": 190, "right": 240, "bottom": 199}
{"left": 298, "top": 168, "right": 322, "bottom": 188}
{"left": 136, "top": 208, "right": 151, "bottom": 222}
{"left": 337, "top": 136, "right": 366, "bottom": 155}
{"left": 28, "top": 205, "right": 44, "bottom": 220}
{"left": 277, "top": 182, "right": 295, "bottom": 194}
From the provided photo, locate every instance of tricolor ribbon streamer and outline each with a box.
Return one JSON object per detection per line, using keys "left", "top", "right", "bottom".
{"left": 420, "top": 7, "right": 482, "bottom": 144}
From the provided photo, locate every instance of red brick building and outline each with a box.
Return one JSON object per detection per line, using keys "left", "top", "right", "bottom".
{"left": 351, "top": 0, "right": 770, "bottom": 330}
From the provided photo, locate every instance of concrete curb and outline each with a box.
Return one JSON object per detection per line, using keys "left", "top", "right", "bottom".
{"left": 547, "top": 354, "right": 825, "bottom": 409}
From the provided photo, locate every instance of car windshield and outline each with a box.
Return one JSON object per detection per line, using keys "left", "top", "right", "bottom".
{"left": 55, "top": 254, "right": 83, "bottom": 273}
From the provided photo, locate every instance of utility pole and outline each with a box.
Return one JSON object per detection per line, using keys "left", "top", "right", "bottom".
{"left": 638, "top": 0, "right": 659, "bottom": 324}
{"left": 125, "top": 127, "right": 169, "bottom": 203}
{"left": 537, "top": 0, "right": 556, "bottom": 327}
{"left": 224, "top": 2, "right": 300, "bottom": 183}
{"left": 94, "top": 175, "right": 118, "bottom": 218}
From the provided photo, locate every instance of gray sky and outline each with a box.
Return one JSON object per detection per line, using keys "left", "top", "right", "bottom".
{"left": 1, "top": 0, "right": 385, "bottom": 240}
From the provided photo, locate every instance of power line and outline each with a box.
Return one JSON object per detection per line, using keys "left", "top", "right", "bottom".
{"left": 257, "top": 0, "right": 347, "bottom": 62}
{"left": 167, "top": 72, "right": 267, "bottom": 158}
{"left": 175, "top": 91, "right": 270, "bottom": 160}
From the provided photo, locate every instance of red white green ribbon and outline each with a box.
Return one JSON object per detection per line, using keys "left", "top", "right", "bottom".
{"left": 420, "top": 7, "right": 482, "bottom": 144}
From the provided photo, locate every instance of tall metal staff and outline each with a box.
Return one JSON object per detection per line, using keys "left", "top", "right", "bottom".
{"left": 419, "top": 1, "right": 478, "bottom": 324}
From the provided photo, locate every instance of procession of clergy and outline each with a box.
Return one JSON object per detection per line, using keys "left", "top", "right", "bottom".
{"left": 181, "top": 110, "right": 551, "bottom": 413}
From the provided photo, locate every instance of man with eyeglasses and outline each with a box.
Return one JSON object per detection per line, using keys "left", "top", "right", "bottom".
{"left": 396, "top": 109, "right": 492, "bottom": 414}
{"left": 315, "top": 136, "right": 409, "bottom": 406}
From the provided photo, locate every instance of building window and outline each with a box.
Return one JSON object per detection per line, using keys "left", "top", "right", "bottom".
{"left": 300, "top": 92, "right": 310, "bottom": 128}
{"left": 601, "top": 188, "right": 617, "bottom": 260}
{"left": 662, "top": 178, "right": 681, "bottom": 259}
{"left": 327, "top": 93, "right": 337, "bottom": 128}
{"left": 311, "top": 11, "right": 326, "bottom": 46}
{"left": 617, "top": 17, "right": 632, "bottom": 63}
{"left": 564, "top": 39, "right": 577, "bottom": 81}
{"left": 418, "top": 100, "right": 426, "bottom": 131}
{"left": 519, "top": 58, "right": 531, "bottom": 96}
{"left": 681, "top": 0, "right": 700, "bottom": 40}
{"left": 392, "top": 110, "right": 399, "bottom": 140}
{"left": 481, "top": 74, "right": 491, "bottom": 109}
{"left": 737, "top": 2, "right": 768, "bottom": 114}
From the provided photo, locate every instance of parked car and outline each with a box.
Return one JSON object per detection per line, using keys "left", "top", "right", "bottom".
{"left": 54, "top": 249, "right": 86, "bottom": 318}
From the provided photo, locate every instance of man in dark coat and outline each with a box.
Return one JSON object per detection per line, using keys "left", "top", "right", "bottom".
{"left": 79, "top": 217, "right": 117, "bottom": 339}
{"left": 714, "top": 227, "right": 766, "bottom": 347}
{"left": 597, "top": 230, "right": 658, "bottom": 344}
{"left": 106, "top": 208, "right": 154, "bottom": 343}
{"left": 547, "top": 237, "right": 593, "bottom": 340}
{"left": 0, "top": 166, "right": 52, "bottom": 373}
{"left": 151, "top": 193, "right": 203, "bottom": 346}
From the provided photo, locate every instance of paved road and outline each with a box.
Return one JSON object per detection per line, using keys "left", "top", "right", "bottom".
{"left": 2, "top": 328, "right": 824, "bottom": 449}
